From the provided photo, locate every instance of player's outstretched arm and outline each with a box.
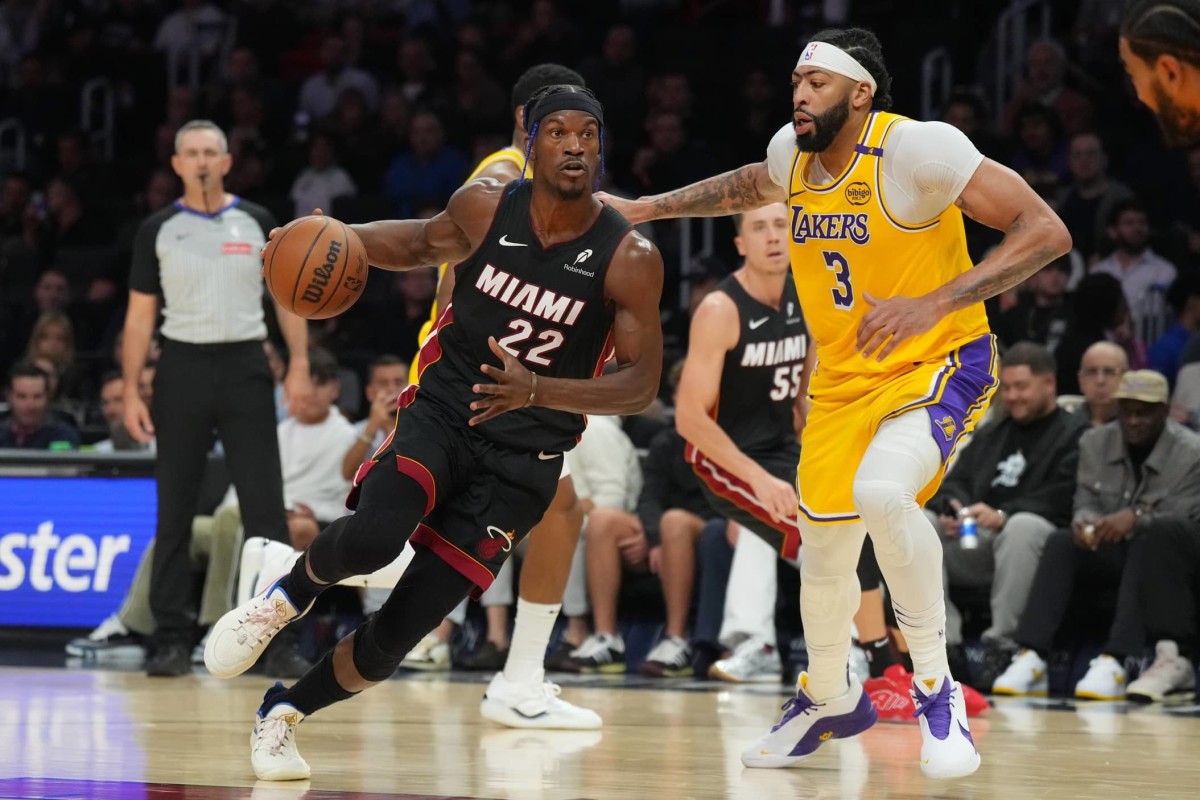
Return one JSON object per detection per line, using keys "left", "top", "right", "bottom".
{"left": 469, "top": 233, "right": 664, "bottom": 424}
{"left": 349, "top": 179, "right": 504, "bottom": 272}
{"left": 600, "top": 162, "right": 785, "bottom": 225}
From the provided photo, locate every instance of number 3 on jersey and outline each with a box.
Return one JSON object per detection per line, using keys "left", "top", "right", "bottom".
{"left": 497, "top": 318, "right": 565, "bottom": 366}
{"left": 823, "top": 251, "right": 854, "bottom": 309}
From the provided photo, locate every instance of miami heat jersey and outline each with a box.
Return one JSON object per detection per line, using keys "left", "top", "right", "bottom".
{"left": 413, "top": 180, "right": 631, "bottom": 453}
{"left": 713, "top": 273, "right": 808, "bottom": 455}
{"left": 411, "top": 146, "right": 527, "bottom": 383}
{"left": 784, "top": 110, "right": 989, "bottom": 382}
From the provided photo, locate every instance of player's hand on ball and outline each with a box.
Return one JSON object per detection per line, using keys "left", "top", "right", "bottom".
{"left": 470, "top": 336, "right": 535, "bottom": 426}
{"left": 857, "top": 292, "right": 940, "bottom": 361}
{"left": 262, "top": 208, "right": 324, "bottom": 256}
{"left": 750, "top": 469, "right": 798, "bottom": 523}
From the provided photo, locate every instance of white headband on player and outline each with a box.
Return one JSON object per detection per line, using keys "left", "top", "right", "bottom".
{"left": 796, "top": 41, "right": 877, "bottom": 94}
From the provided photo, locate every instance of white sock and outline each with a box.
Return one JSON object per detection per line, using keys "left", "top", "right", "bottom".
{"left": 502, "top": 598, "right": 561, "bottom": 685}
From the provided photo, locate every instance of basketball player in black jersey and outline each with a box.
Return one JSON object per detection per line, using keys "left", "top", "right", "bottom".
{"left": 675, "top": 203, "right": 892, "bottom": 681}
{"left": 204, "top": 86, "right": 665, "bottom": 781}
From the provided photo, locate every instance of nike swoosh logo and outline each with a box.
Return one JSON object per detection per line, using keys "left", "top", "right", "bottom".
{"left": 499, "top": 235, "right": 527, "bottom": 247}
{"left": 749, "top": 317, "right": 769, "bottom": 330}
{"left": 538, "top": 451, "right": 561, "bottom": 460}
{"left": 176, "top": 233, "right": 191, "bottom": 241}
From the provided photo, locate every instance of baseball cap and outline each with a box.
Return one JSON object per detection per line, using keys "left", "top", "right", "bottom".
{"left": 1113, "top": 369, "right": 1169, "bottom": 404}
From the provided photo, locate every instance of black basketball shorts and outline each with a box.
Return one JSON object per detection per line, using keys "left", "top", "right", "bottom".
{"left": 347, "top": 392, "right": 561, "bottom": 597}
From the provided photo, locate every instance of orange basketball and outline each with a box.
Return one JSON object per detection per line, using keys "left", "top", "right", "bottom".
{"left": 262, "top": 215, "right": 368, "bottom": 320}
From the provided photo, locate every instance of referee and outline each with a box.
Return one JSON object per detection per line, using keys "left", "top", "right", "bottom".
{"left": 121, "top": 120, "right": 312, "bottom": 677}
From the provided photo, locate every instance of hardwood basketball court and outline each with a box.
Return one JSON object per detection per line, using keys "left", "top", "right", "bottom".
{"left": 2, "top": 664, "right": 1197, "bottom": 799}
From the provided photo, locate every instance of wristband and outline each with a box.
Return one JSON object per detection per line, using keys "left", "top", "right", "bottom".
{"left": 527, "top": 373, "right": 538, "bottom": 407}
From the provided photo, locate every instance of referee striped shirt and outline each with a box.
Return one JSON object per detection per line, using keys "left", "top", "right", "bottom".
{"left": 129, "top": 198, "right": 277, "bottom": 343}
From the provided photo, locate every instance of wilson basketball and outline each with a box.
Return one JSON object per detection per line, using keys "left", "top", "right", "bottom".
{"left": 262, "top": 215, "right": 368, "bottom": 319}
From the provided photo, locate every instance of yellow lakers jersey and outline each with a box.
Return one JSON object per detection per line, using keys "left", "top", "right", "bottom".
{"left": 785, "top": 111, "right": 989, "bottom": 380}
{"left": 410, "top": 145, "right": 527, "bottom": 383}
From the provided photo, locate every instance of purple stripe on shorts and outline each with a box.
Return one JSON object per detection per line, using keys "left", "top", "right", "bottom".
{"left": 923, "top": 335, "right": 998, "bottom": 462}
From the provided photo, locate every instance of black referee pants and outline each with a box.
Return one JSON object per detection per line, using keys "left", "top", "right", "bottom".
{"left": 149, "top": 338, "right": 288, "bottom": 637}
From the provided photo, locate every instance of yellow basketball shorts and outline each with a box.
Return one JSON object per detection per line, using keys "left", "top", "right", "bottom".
{"left": 797, "top": 335, "right": 998, "bottom": 525}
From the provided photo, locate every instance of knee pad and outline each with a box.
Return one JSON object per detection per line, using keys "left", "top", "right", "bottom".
{"left": 853, "top": 479, "right": 915, "bottom": 567}
{"left": 319, "top": 505, "right": 411, "bottom": 577}
{"left": 798, "top": 571, "right": 861, "bottom": 635}
{"left": 351, "top": 613, "right": 406, "bottom": 683}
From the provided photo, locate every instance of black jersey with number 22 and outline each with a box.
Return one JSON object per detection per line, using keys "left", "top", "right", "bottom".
{"left": 414, "top": 180, "right": 633, "bottom": 453}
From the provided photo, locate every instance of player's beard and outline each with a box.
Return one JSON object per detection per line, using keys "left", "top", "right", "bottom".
{"left": 550, "top": 178, "right": 588, "bottom": 201}
{"left": 795, "top": 92, "right": 853, "bottom": 153}
{"left": 1152, "top": 80, "right": 1200, "bottom": 147}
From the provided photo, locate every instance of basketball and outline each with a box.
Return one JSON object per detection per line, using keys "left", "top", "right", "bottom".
{"left": 262, "top": 215, "right": 368, "bottom": 319}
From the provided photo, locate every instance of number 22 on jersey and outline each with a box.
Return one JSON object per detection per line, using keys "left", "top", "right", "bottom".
{"left": 497, "top": 318, "right": 565, "bottom": 366}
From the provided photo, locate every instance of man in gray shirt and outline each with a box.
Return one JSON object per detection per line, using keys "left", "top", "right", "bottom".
{"left": 121, "top": 120, "right": 311, "bottom": 677}
{"left": 993, "top": 370, "right": 1200, "bottom": 699}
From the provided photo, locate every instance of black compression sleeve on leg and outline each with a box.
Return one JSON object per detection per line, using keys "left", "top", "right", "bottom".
{"left": 261, "top": 650, "right": 357, "bottom": 718}
{"left": 352, "top": 548, "right": 475, "bottom": 681}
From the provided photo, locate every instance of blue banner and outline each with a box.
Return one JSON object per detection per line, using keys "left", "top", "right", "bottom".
{"left": 0, "top": 477, "right": 156, "bottom": 627}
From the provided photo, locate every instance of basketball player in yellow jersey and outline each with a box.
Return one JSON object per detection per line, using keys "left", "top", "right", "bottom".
{"left": 602, "top": 27, "right": 1070, "bottom": 779}
{"left": 406, "top": 64, "right": 603, "bottom": 731}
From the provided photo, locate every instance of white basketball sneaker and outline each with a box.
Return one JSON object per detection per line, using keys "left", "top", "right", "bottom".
{"left": 991, "top": 649, "right": 1048, "bottom": 697}
{"left": 741, "top": 673, "right": 878, "bottom": 769}
{"left": 1074, "top": 654, "right": 1127, "bottom": 701}
{"left": 205, "top": 577, "right": 313, "bottom": 679}
{"left": 911, "top": 674, "right": 981, "bottom": 779}
{"left": 251, "top": 694, "right": 310, "bottom": 781}
{"left": 481, "top": 672, "right": 602, "bottom": 730}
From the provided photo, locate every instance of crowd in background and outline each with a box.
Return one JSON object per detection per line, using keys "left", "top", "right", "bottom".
{"left": 4, "top": 0, "right": 1200, "bottom": 698}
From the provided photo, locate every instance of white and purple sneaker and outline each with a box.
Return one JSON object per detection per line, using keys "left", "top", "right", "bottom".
{"left": 911, "top": 674, "right": 981, "bottom": 779}
{"left": 741, "top": 673, "right": 877, "bottom": 768}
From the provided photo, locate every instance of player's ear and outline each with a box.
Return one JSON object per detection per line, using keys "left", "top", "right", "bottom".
{"left": 734, "top": 234, "right": 747, "bottom": 257}
{"left": 1155, "top": 53, "right": 1186, "bottom": 96}
{"left": 514, "top": 104, "right": 525, "bottom": 131}
{"left": 219, "top": 152, "right": 233, "bottom": 176}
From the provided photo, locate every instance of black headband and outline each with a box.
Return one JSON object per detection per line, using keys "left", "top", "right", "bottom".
{"left": 523, "top": 88, "right": 604, "bottom": 132}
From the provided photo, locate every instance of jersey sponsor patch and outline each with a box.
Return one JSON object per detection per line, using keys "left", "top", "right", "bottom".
{"left": 222, "top": 242, "right": 254, "bottom": 255}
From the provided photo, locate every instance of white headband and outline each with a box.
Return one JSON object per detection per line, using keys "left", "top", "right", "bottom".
{"left": 796, "top": 41, "right": 877, "bottom": 94}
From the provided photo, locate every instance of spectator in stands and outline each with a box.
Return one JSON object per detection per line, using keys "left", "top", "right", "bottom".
{"left": 1150, "top": 272, "right": 1200, "bottom": 388}
{"left": 1129, "top": 513, "right": 1200, "bottom": 702}
{"left": 1053, "top": 133, "right": 1134, "bottom": 263}
{"left": 1007, "top": 103, "right": 1071, "bottom": 200}
{"left": 153, "top": 0, "right": 227, "bottom": 66}
{"left": 994, "top": 370, "right": 1200, "bottom": 700}
{"left": 330, "top": 88, "right": 388, "bottom": 193}
{"left": 1055, "top": 273, "right": 1137, "bottom": 394}
{"left": 394, "top": 38, "right": 439, "bottom": 108}
{"left": 578, "top": 24, "right": 644, "bottom": 137}
{"left": 1004, "top": 39, "right": 1095, "bottom": 137}
{"left": 289, "top": 131, "right": 357, "bottom": 220}
{"left": 24, "top": 310, "right": 79, "bottom": 401}
{"left": 940, "top": 90, "right": 1003, "bottom": 160}
{"left": 634, "top": 360, "right": 714, "bottom": 677}
{"left": 92, "top": 372, "right": 151, "bottom": 452}
{"left": 342, "top": 354, "right": 409, "bottom": 481}
{"left": 993, "top": 255, "right": 1070, "bottom": 350}
{"left": 929, "top": 343, "right": 1087, "bottom": 691}
{"left": 1074, "top": 341, "right": 1129, "bottom": 428}
{"left": 299, "top": 33, "right": 380, "bottom": 123}
{"left": 1092, "top": 200, "right": 1177, "bottom": 345}
{"left": 382, "top": 110, "right": 468, "bottom": 218}
{"left": 562, "top": 414, "right": 644, "bottom": 673}
{"left": 445, "top": 49, "right": 509, "bottom": 137}
{"left": 0, "top": 172, "right": 31, "bottom": 238}
{"left": 0, "top": 360, "right": 80, "bottom": 449}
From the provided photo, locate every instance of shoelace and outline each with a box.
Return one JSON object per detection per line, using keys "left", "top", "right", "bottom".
{"left": 649, "top": 639, "right": 688, "bottom": 665}
{"left": 237, "top": 600, "right": 287, "bottom": 646}
{"left": 541, "top": 681, "right": 564, "bottom": 702}
{"left": 770, "top": 692, "right": 819, "bottom": 733}
{"left": 1138, "top": 656, "right": 1179, "bottom": 682}
{"left": 912, "top": 681, "right": 955, "bottom": 731}
{"left": 256, "top": 717, "right": 291, "bottom": 754}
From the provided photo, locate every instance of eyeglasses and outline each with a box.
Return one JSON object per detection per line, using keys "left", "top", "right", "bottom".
{"left": 1081, "top": 367, "right": 1122, "bottom": 378}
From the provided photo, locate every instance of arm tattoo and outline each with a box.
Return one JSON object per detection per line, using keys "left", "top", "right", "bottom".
{"left": 948, "top": 212, "right": 1057, "bottom": 307}
{"left": 650, "top": 165, "right": 776, "bottom": 218}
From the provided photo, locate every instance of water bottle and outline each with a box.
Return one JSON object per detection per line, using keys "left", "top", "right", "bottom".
{"left": 958, "top": 508, "right": 979, "bottom": 550}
